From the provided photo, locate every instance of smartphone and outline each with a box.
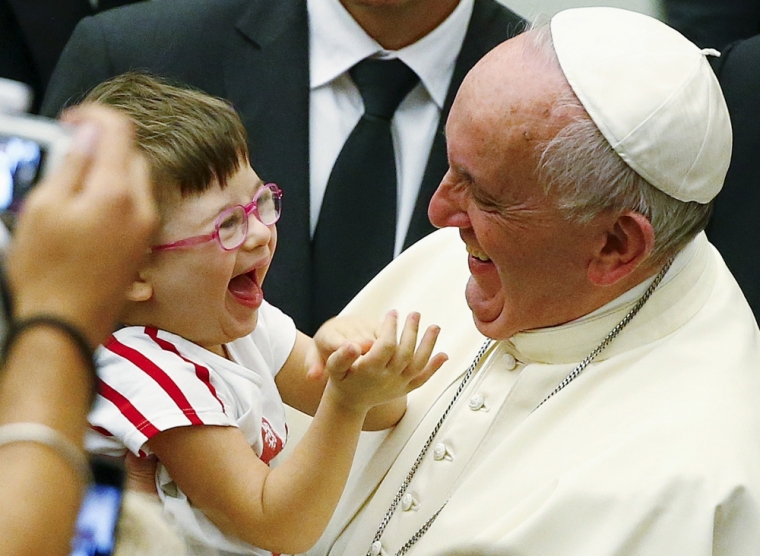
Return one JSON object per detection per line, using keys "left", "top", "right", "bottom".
{"left": 0, "top": 111, "right": 72, "bottom": 213}
{"left": 69, "top": 456, "right": 126, "bottom": 556}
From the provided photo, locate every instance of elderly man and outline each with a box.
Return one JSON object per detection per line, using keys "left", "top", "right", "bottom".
{"left": 306, "top": 7, "right": 760, "bottom": 555}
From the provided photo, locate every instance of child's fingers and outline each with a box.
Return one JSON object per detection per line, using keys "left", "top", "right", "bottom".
{"left": 362, "top": 310, "right": 399, "bottom": 366}
{"left": 402, "top": 324, "right": 442, "bottom": 378}
{"left": 325, "top": 342, "right": 363, "bottom": 381}
{"left": 303, "top": 340, "right": 322, "bottom": 380}
{"left": 393, "top": 312, "right": 421, "bottom": 367}
{"left": 316, "top": 325, "right": 354, "bottom": 355}
{"left": 407, "top": 352, "right": 448, "bottom": 391}
{"left": 305, "top": 360, "right": 325, "bottom": 381}
{"left": 314, "top": 319, "right": 377, "bottom": 361}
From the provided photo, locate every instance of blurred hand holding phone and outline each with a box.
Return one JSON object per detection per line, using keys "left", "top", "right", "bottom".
{"left": 0, "top": 77, "right": 73, "bottom": 220}
{"left": 0, "top": 78, "right": 127, "bottom": 556}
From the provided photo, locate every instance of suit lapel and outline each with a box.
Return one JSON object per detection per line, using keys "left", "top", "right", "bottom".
{"left": 225, "top": 0, "right": 313, "bottom": 328}
{"left": 405, "top": 0, "right": 526, "bottom": 249}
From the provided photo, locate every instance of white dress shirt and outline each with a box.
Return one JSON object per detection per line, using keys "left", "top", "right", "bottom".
{"left": 307, "top": 0, "right": 474, "bottom": 255}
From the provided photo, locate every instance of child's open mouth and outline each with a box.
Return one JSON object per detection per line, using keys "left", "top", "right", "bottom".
{"left": 228, "top": 270, "right": 263, "bottom": 308}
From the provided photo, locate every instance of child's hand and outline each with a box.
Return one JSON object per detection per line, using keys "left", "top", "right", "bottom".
{"left": 305, "top": 316, "right": 380, "bottom": 381}
{"left": 321, "top": 311, "right": 448, "bottom": 414}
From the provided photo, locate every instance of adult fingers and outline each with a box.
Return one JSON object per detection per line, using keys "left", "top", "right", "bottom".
{"left": 125, "top": 453, "right": 160, "bottom": 499}
{"left": 46, "top": 122, "right": 98, "bottom": 198}
{"left": 58, "top": 104, "right": 133, "bottom": 198}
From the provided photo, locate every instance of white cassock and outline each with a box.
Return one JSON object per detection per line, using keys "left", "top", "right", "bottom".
{"left": 304, "top": 227, "right": 760, "bottom": 556}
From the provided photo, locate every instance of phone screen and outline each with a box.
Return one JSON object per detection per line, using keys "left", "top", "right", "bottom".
{"left": 0, "top": 134, "right": 45, "bottom": 212}
{"left": 70, "top": 458, "right": 125, "bottom": 556}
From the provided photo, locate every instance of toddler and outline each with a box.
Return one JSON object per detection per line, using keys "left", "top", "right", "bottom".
{"left": 82, "top": 72, "right": 447, "bottom": 556}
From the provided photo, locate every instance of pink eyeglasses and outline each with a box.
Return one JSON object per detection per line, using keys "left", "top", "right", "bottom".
{"left": 151, "top": 183, "right": 282, "bottom": 252}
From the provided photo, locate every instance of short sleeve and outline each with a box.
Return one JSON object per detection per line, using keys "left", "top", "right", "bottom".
{"left": 246, "top": 301, "right": 297, "bottom": 376}
{"left": 89, "top": 328, "right": 237, "bottom": 456}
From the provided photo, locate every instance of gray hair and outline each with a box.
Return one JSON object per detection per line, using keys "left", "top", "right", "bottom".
{"left": 525, "top": 23, "right": 712, "bottom": 263}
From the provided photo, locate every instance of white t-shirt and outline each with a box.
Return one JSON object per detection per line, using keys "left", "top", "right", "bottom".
{"left": 87, "top": 301, "right": 297, "bottom": 555}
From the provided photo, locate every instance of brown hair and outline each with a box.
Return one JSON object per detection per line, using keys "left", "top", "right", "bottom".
{"left": 83, "top": 71, "right": 250, "bottom": 209}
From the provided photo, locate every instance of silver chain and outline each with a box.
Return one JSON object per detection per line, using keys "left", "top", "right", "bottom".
{"left": 367, "top": 257, "right": 674, "bottom": 556}
{"left": 366, "top": 339, "right": 494, "bottom": 556}
{"left": 535, "top": 256, "right": 674, "bottom": 410}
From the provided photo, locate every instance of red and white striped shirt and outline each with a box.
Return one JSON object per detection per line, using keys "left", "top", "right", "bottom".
{"left": 87, "top": 301, "right": 297, "bottom": 555}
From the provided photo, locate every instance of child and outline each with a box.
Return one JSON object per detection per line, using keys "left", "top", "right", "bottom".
{"left": 81, "top": 72, "right": 447, "bottom": 556}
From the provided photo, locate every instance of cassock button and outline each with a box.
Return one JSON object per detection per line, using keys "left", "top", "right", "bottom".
{"left": 468, "top": 394, "right": 486, "bottom": 411}
{"left": 433, "top": 442, "right": 450, "bottom": 461}
{"left": 502, "top": 353, "right": 517, "bottom": 370}
{"left": 401, "top": 492, "right": 417, "bottom": 511}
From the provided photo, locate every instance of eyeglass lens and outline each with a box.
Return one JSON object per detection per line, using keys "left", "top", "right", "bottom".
{"left": 217, "top": 185, "right": 281, "bottom": 250}
{"left": 217, "top": 207, "right": 247, "bottom": 250}
{"left": 256, "top": 186, "right": 280, "bottom": 226}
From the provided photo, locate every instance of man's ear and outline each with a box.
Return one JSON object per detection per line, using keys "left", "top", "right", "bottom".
{"left": 588, "top": 212, "right": 655, "bottom": 286}
{"left": 125, "top": 271, "right": 153, "bottom": 302}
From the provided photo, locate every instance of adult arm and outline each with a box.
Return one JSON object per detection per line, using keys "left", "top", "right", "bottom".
{"left": 0, "top": 105, "right": 157, "bottom": 556}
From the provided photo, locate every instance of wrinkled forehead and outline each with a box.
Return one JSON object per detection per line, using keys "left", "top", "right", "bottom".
{"left": 445, "top": 33, "right": 580, "bottom": 172}
{"left": 454, "top": 33, "right": 576, "bottom": 126}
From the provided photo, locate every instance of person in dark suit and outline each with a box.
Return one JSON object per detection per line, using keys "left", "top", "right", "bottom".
{"left": 706, "top": 34, "right": 760, "bottom": 322}
{"left": 41, "top": 0, "right": 525, "bottom": 334}
{"left": 662, "top": 0, "right": 760, "bottom": 49}
{"left": 0, "top": 0, "right": 143, "bottom": 113}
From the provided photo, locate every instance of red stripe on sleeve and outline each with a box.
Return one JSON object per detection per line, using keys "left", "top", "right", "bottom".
{"left": 144, "top": 327, "right": 226, "bottom": 414}
{"left": 104, "top": 334, "right": 204, "bottom": 426}
{"left": 90, "top": 425, "right": 114, "bottom": 437}
{"left": 98, "top": 379, "right": 161, "bottom": 438}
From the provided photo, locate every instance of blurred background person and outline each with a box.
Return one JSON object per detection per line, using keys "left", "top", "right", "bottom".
{"left": 661, "top": 0, "right": 760, "bottom": 49}
{"left": 0, "top": 0, "right": 144, "bottom": 113}
{"left": 705, "top": 32, "right": 760, "bottom": 322}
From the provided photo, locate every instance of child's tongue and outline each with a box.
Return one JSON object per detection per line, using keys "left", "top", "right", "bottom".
{"left": 228, "top": 272, "right": 262, "bottom": 307}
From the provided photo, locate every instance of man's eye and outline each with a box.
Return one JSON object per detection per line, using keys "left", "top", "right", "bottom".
{"left": 472, "top": 195, "right": 501, "bottom": 212}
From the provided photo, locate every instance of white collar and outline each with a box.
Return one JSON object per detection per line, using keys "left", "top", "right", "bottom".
{"left": 508, "top": 233, "right": 713, "bottom": 365}
{"left": 308, "top": 0, "right": 474, "bottom": 108}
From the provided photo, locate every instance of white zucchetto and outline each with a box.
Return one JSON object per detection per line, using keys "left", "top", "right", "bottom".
{"left": 550, "top": 7, "right": 731, "bottom": 203}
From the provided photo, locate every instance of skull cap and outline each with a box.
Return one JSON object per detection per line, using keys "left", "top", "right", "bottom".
{"left": 550, "top": 7, "right": 731, "bottom": 203}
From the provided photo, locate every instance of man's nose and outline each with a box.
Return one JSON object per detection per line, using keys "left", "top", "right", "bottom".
{"left": 428, "top": 170, "right": 470, "bottom": 229}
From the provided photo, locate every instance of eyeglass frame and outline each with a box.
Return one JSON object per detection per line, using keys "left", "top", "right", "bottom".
{"left": 150, "top": 182, "right": 282, "bottom": 253}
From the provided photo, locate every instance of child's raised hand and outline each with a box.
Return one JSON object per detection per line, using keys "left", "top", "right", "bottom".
{"left": 322, "top": 311, "right": 448, "bottom": 413}
{"left": 305, "top": 316, "right": 379, "bottom": 381}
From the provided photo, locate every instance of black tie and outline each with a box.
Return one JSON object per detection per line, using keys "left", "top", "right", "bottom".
{"left": 311, "top": 58, "right": 419, "bottom": 330}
